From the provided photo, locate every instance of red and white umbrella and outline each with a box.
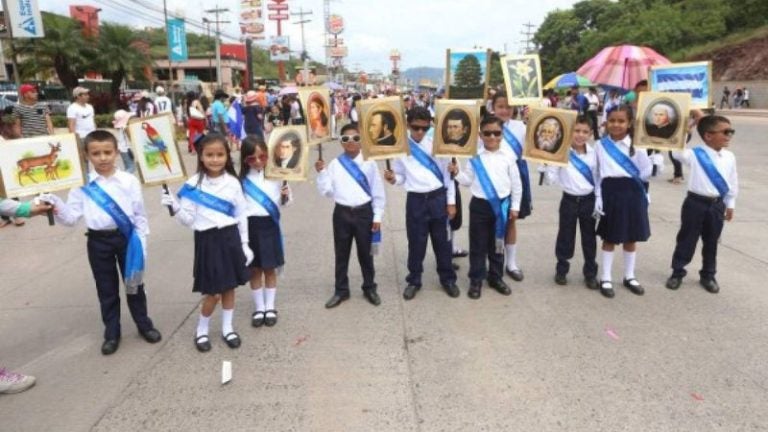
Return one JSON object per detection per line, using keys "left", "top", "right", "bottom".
{"left": 577, "top": 45, "right": 671, "bottom": 90}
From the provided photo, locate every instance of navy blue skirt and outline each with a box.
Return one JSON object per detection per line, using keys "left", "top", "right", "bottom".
{"left": 247, "top": 216, "right": 284, "bottom": 270}
{"left": 193, "top": 224, "right": 249, "bottom": 295}
{"left": 517, "top": 160, "right": 532, "bottom": 219}
{"left": 596, "top": 177, "right": 650, "bottom": 243}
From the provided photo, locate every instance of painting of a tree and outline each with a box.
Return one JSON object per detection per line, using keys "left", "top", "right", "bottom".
{"left": 447, "top": 49, "right": 489, "bottom": 100}
{"left": 454, "top": 55, "right": 482, "bottom": 88}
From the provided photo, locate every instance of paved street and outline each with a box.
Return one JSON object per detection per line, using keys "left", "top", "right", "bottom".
{"left": 2, "top": 116, "right": 767, "bottom": 431}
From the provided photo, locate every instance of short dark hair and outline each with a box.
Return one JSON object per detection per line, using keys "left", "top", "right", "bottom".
{"left": 340, "top": 123, "right": 358, "bottom": 135}
{"left": 480, "top": 115, "right": 503, "bottom": 129}
{"left": 239, "top": 134, "right": 267, "bottom": 180}
{"left": 83, "top": 130, "right": 118, "bottom": 152}
{"left": 406, "top": 106, "right": 431, "bottom": 123}
{"left": 697, "top": 115, "right": 730, "bottom": 140}
{"left": 374, "top": 110, "right": 396, "bottom": 132}
{"left": 444, "top": 109, "right": 469, "bottom": 127}
{"left": 574, "top": 114, "right": 592, "bottom": 129}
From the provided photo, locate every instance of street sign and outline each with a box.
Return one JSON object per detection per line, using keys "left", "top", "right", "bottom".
{"left": 167, "top": 18, "right": 188, "bottom": 61}
{"left": 330, "top": 46, "right": 348, "bottom": 58}
{"left": 328, "top": 37, "right": 343, "bottom": 46}
{"left": 268, "top": 13, "right": 289, "bottom": 20}
{"left": 5, "top": 0, "right": 45, "bottom": 38}
{"left": 267, "top": 3, "right": 288, "bottom": 10}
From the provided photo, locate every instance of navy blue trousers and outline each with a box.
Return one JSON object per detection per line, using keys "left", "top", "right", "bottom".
{"left": 405, "top": 188, "right": 456, "bottom": 287}
{"left": 333, "top": 203, "right": 376, "bottom": 296}
{"left": 468, "top": 197, "right": 504, "bottom": 283}
{"left": 555, "top": 192, "right": 598, "bottom": 278}
{"left": 86, "top": 231, "right": 153, "bottom": 340}
{"left": 671, "top": 193, "right": 725, "bottom": 280}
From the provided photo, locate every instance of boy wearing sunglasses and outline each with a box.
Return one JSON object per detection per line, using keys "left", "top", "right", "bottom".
{"left": 448, "top": 116, "right": 522, "bottom": 299}
{"left": 666, "top": 115, "right": 738, "bottom": 294}
{"left": 315, "top": 123, "right": 386, "bottom": 308}
{"left": 383, "top": 107, "right": 459, "bottom": 300}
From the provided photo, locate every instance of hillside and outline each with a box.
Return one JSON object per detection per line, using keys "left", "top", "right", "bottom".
{"left": 402, "top": 67, "right": 444, "bottom": 86}
{"left": 684, "top": 26, "right": 768, "bottom": 81}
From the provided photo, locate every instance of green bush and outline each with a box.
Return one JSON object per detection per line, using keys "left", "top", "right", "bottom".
{"left": 51, "top": 114, "right": 115, "bottom": 129}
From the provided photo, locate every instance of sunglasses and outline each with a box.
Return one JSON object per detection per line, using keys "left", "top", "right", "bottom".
{"left": 710, "top": 128, "right": 735, "bottom": 137}
{"left": 340, "top": 135, "right": 361, "bottom": 143}
{"left": 245, "top": 154, "right": 269, "bottom": 164}
{"left": 482, "top": 130, "right": 502, "bottom": 137}
{"left": 409, "top": 125, "right": 430, "bottom": 132}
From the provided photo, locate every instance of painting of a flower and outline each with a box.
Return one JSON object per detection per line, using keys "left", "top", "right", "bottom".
{"left": 501, "top": 54, "right": 543, "bottom": 106}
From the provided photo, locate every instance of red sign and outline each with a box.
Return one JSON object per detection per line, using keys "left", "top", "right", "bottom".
{"left": 270, "top": 0, "right": 286, "bottom": 3}
{"left": 327, "top": 14, "right": 344, "bottom": 35}
{"left": 267, "top": 3, "right": 288, "bottom": 10}
{"left": 268, "top": 13, "right": 289, "bottom": 20}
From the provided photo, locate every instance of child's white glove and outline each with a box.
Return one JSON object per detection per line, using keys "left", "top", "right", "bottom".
{"left": 242, "top": 243, "right": 254, "bottom": 266}
{"left": 38, "top": 192, "right": 63, "bottom": 207}
{"left": 593, "top": 196, "right": 605, "bottom": 218}
{"left": 161, "top": 190, "right": 180, "bottom": 213}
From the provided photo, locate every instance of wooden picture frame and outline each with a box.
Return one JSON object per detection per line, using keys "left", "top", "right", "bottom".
{"left": 265, "top": 125, "right": 309, "bottom": 181}
{"left": 299, "top": 86, "right": 333, "bottom": 145}
{"left": 635, "top": 91, "right": 691, "bottom": 151}
{"left": 359, "top": 96, "right": 409, "bottom": 160}
{"left": 501, "top": 54, "right": 543, "bottom": 106}
{"left": 524, "top": 108, "right": 576, "bottom": 166}
{"left": 445, "top": 49, "right": 491, "bottom": 100}
{"left": 0, "top": 133, "right": 86, "bottom": 198}
{"left": 126, "top": 112, "right": 187, "bottom": 186}
{"left": 433, "top": 99, "right": 480, "bottom": 158}
{"left": 649, "top": 61, "right": 712, "bottom": 109}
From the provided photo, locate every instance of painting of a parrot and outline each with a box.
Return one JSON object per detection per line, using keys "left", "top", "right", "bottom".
{"left": 141, "top": 122, "right": 172, "bottom": 172}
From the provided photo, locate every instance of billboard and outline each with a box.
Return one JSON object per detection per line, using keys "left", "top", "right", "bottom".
{"left": 166, "top": 18, "right": 188, "bottom": 62}
{"left": 269, "top": 35, "right": 290, "bottom": 61}
{"left": 240, "top": 0, "right": 265, "bottom": 40}
{"left": 5, "top": 0, "right": 44, "bottom": 38}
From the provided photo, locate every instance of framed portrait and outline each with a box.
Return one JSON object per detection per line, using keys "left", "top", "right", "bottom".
{"left": 523, "top": 108, "right": 576, "bottom": 166}
{"left": 126, "top": 113, "right": 187, "bottom": 186}
{"left": 265, "top": 125, "right": 309, "bottom": 181}
{"left": 0, "top": 133, "right": 86, "bottom": 198}
{"left": 299, "top": 86, "right": 332, "bottom": 145}
{"left": 359, "top": 96, "right": 409, "bottom": 160}
{"left": 649, "top": 61, "right": 712, "bottom": 109}
{"left": 445, "top": 49, "right": 491, "bottom": 100}
{"left": 635, "top": 92, "right": 691, "bottom": 151}
{"left": 433, "top": 99, "right": 480, "bottom": 158}
{"left": 501, "top": 54, "right": 543, "bottom": 106}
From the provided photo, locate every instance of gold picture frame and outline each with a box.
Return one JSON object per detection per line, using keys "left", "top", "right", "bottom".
{"left": 298, "top": 86, "right": 333, "bottom": 145}
{"left": 433, "top": 99, "right": 480, "bottom": 158}
{"left": 0, "top": 133, "right": 86, "bottom": 198}
{"left": 445, "top": 49, "right": 491, "bottom": 100}
{"left": 126, "top": 112, "right": 188, "bottom": 186}
{"left": 523, "top": 108, "right": 576, "bottom": 166}
{"left": 359, "top": 96, "right": 409, "bottom": 160}
{"left": 501, "top": 54, "right": 543, "bottom": 107}
{"left": 265, "top": 125, "right": 309, "bottom": 181}
{"left": 635, "top": 91, "right": 692, "bottom": 151}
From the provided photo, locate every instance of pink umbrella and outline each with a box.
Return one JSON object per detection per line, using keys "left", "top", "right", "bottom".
{"left": 577, "top": 45, "right": 670, "bottom": 90}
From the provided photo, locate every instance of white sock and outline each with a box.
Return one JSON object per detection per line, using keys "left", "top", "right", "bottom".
{"left": 601, "top": 250, "right": 614, "bottom": 282}
{"left": 505, "top": 244, "right": 519, "bottom": 271}
{"left": 196, "top": 314, "right": 210, "bottom": 338}
{"left": 265, "top": 287, "right": 277, "bottom": 311}
{"left": 624, "top": 251, "right": 637, "bottom": 280}
{"left": 252, "top": 288, "right": 266, "bottom": 312}
{"left": 222, "top": 308, "right": 234, "bottom": 337}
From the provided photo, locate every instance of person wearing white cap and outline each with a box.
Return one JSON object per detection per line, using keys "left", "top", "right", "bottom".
{"left": 154, "top": 86, "right": 173, "bottom": 114}
{"left": 67, "top": 86, "right": 95, "bottom": 140}
{"left": 113, "top": 109, "right": 137, "bottom": 173}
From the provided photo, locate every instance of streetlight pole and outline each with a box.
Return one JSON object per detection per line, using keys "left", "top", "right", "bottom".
{"left": 204, "top": 5, "right": 230, "bottom": 89}
{"left": 292, "top": 8, "right": 312, "bottom": 85}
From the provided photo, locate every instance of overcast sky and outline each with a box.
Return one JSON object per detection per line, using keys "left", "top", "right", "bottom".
{"left": 39, "top": 0, "right": 579, "bottom": 73}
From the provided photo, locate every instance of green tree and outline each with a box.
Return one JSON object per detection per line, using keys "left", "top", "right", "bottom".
{"left": 454, "top": 54, "right": 482, "bottom": 88}
{"left": 95, "top": 23, "right": 153, "bottom": 109}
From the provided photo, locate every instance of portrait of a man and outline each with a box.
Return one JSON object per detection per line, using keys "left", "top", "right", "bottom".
{"left": 273, "top": 132, "right": 302, "bottom": 169}
{"left": 369, "top": 110, "right": 397, "bottom": 145}
{"left": 442, "top": 109, "right": 471, "bottom": 147}
{"left": 645, "top": 102, "right": 678, "bottom": 139}
{"left": 534, "top": 117, "right": 563, "bottom": 153}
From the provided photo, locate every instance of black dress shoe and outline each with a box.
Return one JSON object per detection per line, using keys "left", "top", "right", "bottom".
{"left": 139, "top": 328, "right": 162, "bottom": 344}
{"left": 195, "top": 335, "right": 211, "bottom": 352}
{"left": 442, "top": 282, "right": 460, "bottom": 298}
{"left": 599, "top": 281, "right": 615, "bottom": 298}
{"left": 506, "top": 268, "right": 524, "bottom": 282}
{"left": 251, "top": 311, "right": 266, "bottom": 327}
{"left": 584, "top": 277, "right": 599, "bottom": 290}
{"left": 666, "top": 276, "right": 682, "bottom": 290}
{"left": 364, "top": 290, "right": 381, "bottom": 306}
{"left": 222, "top": 332, "right": 241, "bottom": 349}
{"left": 700, "top": 278, "right": 720, "bottom": 294}
{"left": 101, "top": 338, "right": 120, "bottom": 355}
{"left": 264, "top": 310, "right": 278, "bottom": 326}
{"left": 452, "top": 248, "right": 468, "bottom": 258}
{"left": 488, "top": 278, "right": 512, "bottom": 296}
{"left": 325, "top": 294, "right": 349, "bottom": 309}
{"left": 623, "top": 278, "right": 645, "bottom": 295}
{"left": 554, "top": 274, "right": 567, "bottom": 285}
{"left": 403, "top": 284, "right": 420, "bottom": 300}
{"left": 467, "top": 281, "right": 482, "bottom": 299}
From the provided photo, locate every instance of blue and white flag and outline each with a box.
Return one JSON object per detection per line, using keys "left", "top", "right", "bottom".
{"left": 650, "top": 62, "right": 711, "bottom": 108}
{"left": 227, "top": 99, "right": 246, "bottom": 139}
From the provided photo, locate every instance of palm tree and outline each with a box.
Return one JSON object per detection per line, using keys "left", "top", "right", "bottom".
{"left": 95, "top": 23, "right": 153, "bottom": 109}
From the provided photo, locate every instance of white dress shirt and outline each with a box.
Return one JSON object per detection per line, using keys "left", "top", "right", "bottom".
{"left": 546, "top": 145, "right": 597, "bottom": 196}
{"left": 455, "top": 148, "right": 523, "bottom": 211}
{"left": 595, "top": 135, "right": 653, "bottom": 199}
{"left": 674, "top": 144, "right": 738, "bottom": 209}
{"left": 242, "top": 169, "right": 292, "bottom": 217}
{"left": 175, "top": 172, "right": 249, "bottom": 243}
{"left": 316, "top": 152, "right": 386, "bottom": 223}
{"left": 391, "top": 135, "right": 456, "bottom": 205}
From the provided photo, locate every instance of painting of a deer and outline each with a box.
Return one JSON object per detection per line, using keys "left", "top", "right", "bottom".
{"left": 17, "top": 143, "right": 62, "bottom": 185}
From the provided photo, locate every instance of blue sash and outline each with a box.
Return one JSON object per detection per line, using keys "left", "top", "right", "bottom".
{"left": 600, "top": 136, "right": 647, "bottom": 201}
{"left": 503, "top": 124, "right": 532, "bottom": 205}
{"left": 338, "top": 154, "right": 372, "bottom": 196}
{"left": 408, "top": 137, "right": 443, "bottom": 184}
{"left": 470, "top": 156, "right": 510, "bottom": 244}
{"left": 693, "top": 147, "right": 729, "bottom": 198}
{"left": 177, "top": 183, "right": 236, "bottom": 217}
{"left": 569, "top": 150, "right": 595, "bottom": 186}
{"left": 81, "top": 181, "right": 144, "bottom": 292}
{"left": 243, "top": 177, "right": 284, "bottom": 253}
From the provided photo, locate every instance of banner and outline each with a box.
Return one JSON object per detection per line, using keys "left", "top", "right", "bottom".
{"left": 166, "top": 18, "right": 188, "bottom": 62}
{"left": 649, "top": 62, "right": 712, "bottom": 109}
{"left": 240, "top": 0, "right": 265, "bottom": 40}
{"left": 4, "top": 0, "right": 44, "bottom": 38}
{"left": 269, "top": 35, "right": 290, "bottom": 61}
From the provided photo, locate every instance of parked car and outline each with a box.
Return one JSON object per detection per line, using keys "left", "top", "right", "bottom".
{"left": 0, "top": 94, "right": 18, "bottom": 114}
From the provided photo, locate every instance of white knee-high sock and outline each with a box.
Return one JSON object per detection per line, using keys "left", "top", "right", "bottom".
{"left": 252, "top": 288, "right": 266, "bottom": 312}
{"left": 624, "top": 251, "right": 637, "bottom": 280}
{"left": 265, "top": 287, "right": 277, "bottom": 311}
{"left": 601, "top": 250, "right": 614, "bottom": 282}
{"left": 505, "top": 244, "right": 519, "bottom": 271}
{"left": 196, "top": 314, "right": 210, "bottom": 338}
{"left": 222, "top": 309, "right": 234, "bottom": 336}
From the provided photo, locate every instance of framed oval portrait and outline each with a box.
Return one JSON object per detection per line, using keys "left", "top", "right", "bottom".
{"left": 299, "top": 87, "right": 332, "bottom": 145}
{"left": 266, "top": 125, "right": 309, "bottom": 181}
{"left": 433, "top": 99, "right": 480, "bottom": 158}
{"left": 523, "top": 108, "right": 576, "bottom": 166}
{"left": 359, "top": 96, "right": 409, "bottom": 160}
{"left": 635, "top": 91, "right": 691, "bottom": 151}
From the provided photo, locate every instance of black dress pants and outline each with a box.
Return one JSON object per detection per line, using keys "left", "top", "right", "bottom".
{"left": 671, "top": 193, "right": 725, "bottom": 280}
{"left": 333, "top": 203, "right": 376, "bottom": 296}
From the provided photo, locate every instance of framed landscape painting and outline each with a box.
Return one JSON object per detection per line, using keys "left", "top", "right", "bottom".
{"left": 445, "top": 49, "right": 490, "bottom": 100}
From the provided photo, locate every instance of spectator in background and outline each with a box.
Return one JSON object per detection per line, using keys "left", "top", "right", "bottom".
{"left": 154, "top": 86, "right": 173, "bottom": 114}
{"left": 585, "top": 87, "right": 601, "bottom": 140}
{"left": 720, "top": 86, "right": 731, "bottom": 109}
{"left": 136, "top": 91, "right": 157, "bottom": 118}
{"left": 742, "top": 87, "right": 750, "bottom": 108}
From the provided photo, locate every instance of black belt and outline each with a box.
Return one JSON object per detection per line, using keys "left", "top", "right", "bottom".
{"left": 687, "top": 192, "right": 723, "bottom": 204}
{"left": 336, "top": 202, "right": 372, "bottom": 211}
{"left": 408, "top": 187, "right": 446, "bottom": 199}
{"left": 86, "top": 228, "right": 120, "bottom": 238}
{"left": 562, "top": 191, "right": 595, "bottom": 202}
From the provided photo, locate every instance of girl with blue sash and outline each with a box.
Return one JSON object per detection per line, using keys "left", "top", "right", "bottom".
{"left": 594, "top": 106, "right": 653, "bottom": 298}
{"left": 239, "top": 135, "right": 291, "bottom": 328}
{"left": 490, "top": 91, "right": 530, "bottom": 282}
{"left": 162, "top": 133, "right": 252, "bottom": 352}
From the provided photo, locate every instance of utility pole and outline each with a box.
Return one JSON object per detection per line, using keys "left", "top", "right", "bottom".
{"left": 520, "top": 22, "right": 536, "bottom": 54}
{"left": 292, "top": 7, "right": 312, "bottom": 85}
{"left": 202, "top": 18, "right": 213, "bottom": 84}
{"left": 204, "top": 5, "right": 230, "bottom": 89}
{"left": 162, "top": 0, "right": 174, "bottom": 91}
